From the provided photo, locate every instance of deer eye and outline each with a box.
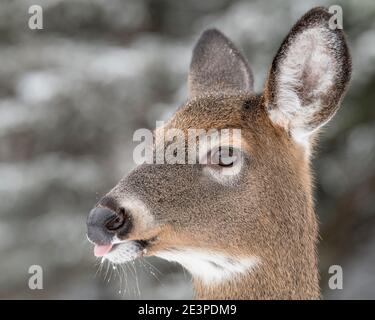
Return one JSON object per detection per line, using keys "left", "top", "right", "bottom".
{"left": 210, "top": 147, "right": 237, "bottom": 167}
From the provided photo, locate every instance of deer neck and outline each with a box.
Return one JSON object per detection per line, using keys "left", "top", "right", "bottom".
{"left": 192, "top": 207, "right": 319, "bottom": 299}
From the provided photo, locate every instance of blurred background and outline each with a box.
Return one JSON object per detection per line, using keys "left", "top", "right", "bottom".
{"left": 0, "top": 0, "right": 374, "bottom": 299}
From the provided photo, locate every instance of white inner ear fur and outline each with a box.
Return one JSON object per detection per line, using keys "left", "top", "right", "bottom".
{"left": 156, "top": 249, "right": 260, "bottom": 285}
{"left": 268, "top": 27, "right": 336, "bottom": 152}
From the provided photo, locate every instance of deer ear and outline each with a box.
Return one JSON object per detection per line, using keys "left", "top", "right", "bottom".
{"left": 188, "top": 29, "right": 254, "bottom": 98}
{"left": 265, "top": 7, "right": 351, "bottom": 150}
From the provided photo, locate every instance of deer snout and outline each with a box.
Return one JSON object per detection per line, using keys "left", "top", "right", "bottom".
{"left": 86, "top": 206, "right": 132, "bottom": 246}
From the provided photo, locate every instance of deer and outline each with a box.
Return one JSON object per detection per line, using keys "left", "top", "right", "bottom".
{"left": 86, "top": 7, "right": 351, "bottom": 299}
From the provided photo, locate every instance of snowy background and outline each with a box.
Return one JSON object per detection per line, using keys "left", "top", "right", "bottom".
{"left": 0, "top": 0, "right": 374, "bottom": 299}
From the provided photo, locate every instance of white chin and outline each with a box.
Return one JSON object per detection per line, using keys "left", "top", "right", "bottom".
{"left": 104, "top": 241, "right": 144, "bottom": 264}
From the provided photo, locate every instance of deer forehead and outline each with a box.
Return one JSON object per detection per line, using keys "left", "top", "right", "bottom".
{"left": 168, "top": 94, "right": 258, "bottom": 129}
{"left": 153, "top": 94, "right": 263, "bottom": 151}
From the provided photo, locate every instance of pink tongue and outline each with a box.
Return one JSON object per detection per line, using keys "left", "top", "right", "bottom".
{"left": 94, "top": 244, "right": 113, "bottom": 257}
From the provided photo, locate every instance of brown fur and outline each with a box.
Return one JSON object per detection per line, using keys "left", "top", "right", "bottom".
{"left": 93, "top": 7, "right": 351, "bottom": 299}
{"left": 105, "top": 94, "right": 319, "bottom": 299}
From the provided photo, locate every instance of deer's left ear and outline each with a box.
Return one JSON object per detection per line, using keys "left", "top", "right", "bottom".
{"left": 265, "top": 7, "right": 351, "bottom": 150}
{"left": 188, "top": 29, "right": 254, "bottom": 98}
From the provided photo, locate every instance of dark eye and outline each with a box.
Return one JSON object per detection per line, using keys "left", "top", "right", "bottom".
{"left": 211, "top": 147, "right": 237, "bottom": 167}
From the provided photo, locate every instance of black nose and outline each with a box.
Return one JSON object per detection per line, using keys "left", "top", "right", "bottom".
{"left": 86, "top": 207, "right": 132, "bottom": 245}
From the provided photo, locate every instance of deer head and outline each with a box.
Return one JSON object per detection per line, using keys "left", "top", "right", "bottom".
{"left": 86, "top": 7, "right": 351, "bottom": 299}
